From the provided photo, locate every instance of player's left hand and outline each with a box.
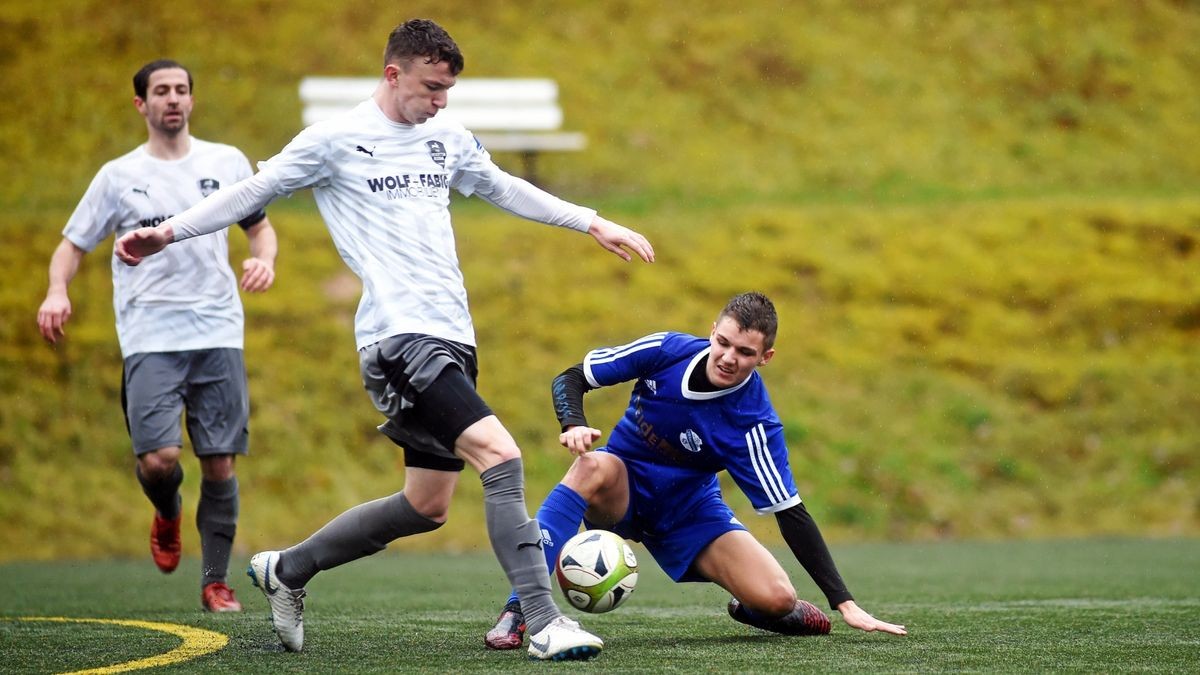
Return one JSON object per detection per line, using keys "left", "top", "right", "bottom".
{"left": 836, "top": 600, "right": 907, "bottom": 635}
{"left": 240, "top": 257, "right": 275, "bottom": 292}
{"left": 587, "top": 216, "right": 655, "bottom": 263}
{"left": 559, "top": 425, "right": 603, "bottom": 456}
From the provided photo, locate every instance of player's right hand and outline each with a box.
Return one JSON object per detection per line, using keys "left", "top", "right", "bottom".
{"left": 115, "top": 223, "right": 174, "bottom": 265}
{"left": 559, "top": 425, "right": 603, "bottom": 456}
{"left": 37, "top": 292, "right": 71, "bottom": 344}
{"left": 587, "top": 216, "right": 655, "bottom": 263}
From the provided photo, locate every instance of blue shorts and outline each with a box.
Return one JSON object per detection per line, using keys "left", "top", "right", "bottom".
{"left": 584, "top": 453, "right": 747, "bottom": 582}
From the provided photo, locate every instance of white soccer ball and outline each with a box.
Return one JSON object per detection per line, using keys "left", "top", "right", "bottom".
{"left": 554, "top": 529, "right": 639, "bottom": 613}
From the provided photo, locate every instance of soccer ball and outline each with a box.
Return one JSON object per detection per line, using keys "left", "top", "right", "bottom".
{"left": 554, "top": 529, "right": 639, "bottom": 613}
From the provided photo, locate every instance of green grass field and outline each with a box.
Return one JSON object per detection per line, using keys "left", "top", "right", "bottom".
{"left": 1, "top": 538, "right": 1197, "bottom": 673}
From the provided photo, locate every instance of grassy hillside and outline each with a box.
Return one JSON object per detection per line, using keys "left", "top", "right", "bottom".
{"left": 2, "top": 1, "right": 1199, "bottom": 211}
{"left": 1, "top": 1, "right": 1198, "bottom": 559}
{"left": 3, "top": 196, "right": 1197, "bottom": 558}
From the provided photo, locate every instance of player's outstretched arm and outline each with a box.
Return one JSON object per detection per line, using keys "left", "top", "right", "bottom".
{"left": 587, "top": 215, "right": 655, "bottom": 263}
{"left": 836, "top": 600, "right": 907, "bottom": 635}
{"left": 115, "top": 222, "right": 174, "bottom": 266}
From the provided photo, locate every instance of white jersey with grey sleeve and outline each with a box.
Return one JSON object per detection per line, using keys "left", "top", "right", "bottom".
{"left": 64, "top": 139, "right": 258, "bottom": 357}
{"left": 168, "top": 98, "right": 596, "bottom": 350}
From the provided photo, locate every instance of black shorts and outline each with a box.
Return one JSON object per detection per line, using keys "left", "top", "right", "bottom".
{"left": 359, "top": 334, "right": 493, "bottom": 472}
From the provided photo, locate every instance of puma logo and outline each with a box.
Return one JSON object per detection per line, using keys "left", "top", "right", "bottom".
{"left": 355, "top": 145, "right": 375, "bottom": 157}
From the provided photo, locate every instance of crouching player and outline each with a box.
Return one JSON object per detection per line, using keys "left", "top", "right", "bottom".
{"left": 485, "top": 292, "right": 906, "bottom": 648}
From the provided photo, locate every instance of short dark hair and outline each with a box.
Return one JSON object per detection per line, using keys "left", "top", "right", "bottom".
{"left": 718, "top": 292, "right": 779, "bottom": 351}
{"left": 384, "top": 19, "right": 464, "bottom": 75}
{"left": 133, "top": 59, "right": 193, "bottom": 100}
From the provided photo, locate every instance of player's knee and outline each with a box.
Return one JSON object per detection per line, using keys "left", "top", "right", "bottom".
{"left": 199, "top": 454, "right": 236, "bottom": 481}
{"left": 138, "top": 447, "right": 181, "bottom": 480}
{"left": 406, "top": 494, "right": 452, "bottom": 524}
{"left": 757, "top": 582, "right": 798, "bottom": 617}
{"left": 563, "top": 452, "right": 624, "bottom": 498}
{"left": 742, "top": 577, "right": 797, "bottom": 618}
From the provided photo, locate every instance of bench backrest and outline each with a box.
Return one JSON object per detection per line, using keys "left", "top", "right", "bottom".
{"left": 298, "top": 77, "right": 566, "bottom": 131}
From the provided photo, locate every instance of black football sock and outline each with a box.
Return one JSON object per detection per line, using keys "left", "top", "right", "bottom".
{"left": 197, "top": 476, "right": 238, "bottom": 587}
{"left": 137, "top": 463, "right": 183, "bottom": 520}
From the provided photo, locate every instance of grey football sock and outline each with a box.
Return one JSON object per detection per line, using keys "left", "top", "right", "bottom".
{"left": 481, "top": 457, "right": 560, "bottom": 636}
{"left": 277, "top": 491, "right": 440, "bottom": 589}
{"left": 136, "top": 463, "right": 183, "bottom": 520}
{"left": 197, "top": 477, "right": 239, "bottom": 587}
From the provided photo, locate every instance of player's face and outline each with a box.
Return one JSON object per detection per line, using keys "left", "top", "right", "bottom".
{"left": 707, "top": 316, "right": 775, "bottom": 388}
{"left": 135, "top": 68, "right": 192, "bottom": 136}
{"left": 385, "top": 57, "right": 455, "bottom": 125}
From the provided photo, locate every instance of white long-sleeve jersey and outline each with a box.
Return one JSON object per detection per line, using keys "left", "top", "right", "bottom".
{"left": 166, "top": 99, "right": 596, "bottom": 349}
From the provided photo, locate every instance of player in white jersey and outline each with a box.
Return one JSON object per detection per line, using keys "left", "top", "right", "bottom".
{"left": 485, "top": 292, "right": 906, "bottom": 649}
{"left": 37, "top": 60, "right": 278, "bottom": 613}
{"left": 114, "top": 20, "right": 653, "bottom": 660}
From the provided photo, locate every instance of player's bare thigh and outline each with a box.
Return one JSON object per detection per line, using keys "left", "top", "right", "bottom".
{"left": 452, "top": 414, "right": 521, "bottom": 473}
{"left": 693, "top": 530, "right": 797, "bottom": 617}
{"left": 560, "top": 452, "right": 629, "bottom": 526}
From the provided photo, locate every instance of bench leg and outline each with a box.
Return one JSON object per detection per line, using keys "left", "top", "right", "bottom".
{"left": 521, "top": 151, "right": 539, "bottom": 185}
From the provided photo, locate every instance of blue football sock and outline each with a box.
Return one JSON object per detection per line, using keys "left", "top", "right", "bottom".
{"left": 507, "top": 483, "right": 589, "bottom": 608}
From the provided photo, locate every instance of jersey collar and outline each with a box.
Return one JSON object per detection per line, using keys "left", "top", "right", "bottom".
{"left": 681, "top": 347, "right": 754, "bottom": 400}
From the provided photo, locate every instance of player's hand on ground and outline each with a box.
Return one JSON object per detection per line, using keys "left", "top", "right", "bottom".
{"left": 560, "top": 425, "right": 603, "bottom": 456}
{"left": 37, "top": 292, "right": 72, "bottom": 344}
{"left": 837, "top": 600, "right": 907, "bottom": 635}
{"left": 240, "top": 257, "right": 275, "bottom": 292}
{"left": 587, "top": 216, "right": 655, "bottom": 263}
{"left": 115, "top": 223, "right": 174, "bottom": 265}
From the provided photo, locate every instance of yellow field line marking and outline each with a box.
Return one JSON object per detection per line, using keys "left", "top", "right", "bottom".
{"left": 15, "top": 617, "right": 228, "bottom": 674}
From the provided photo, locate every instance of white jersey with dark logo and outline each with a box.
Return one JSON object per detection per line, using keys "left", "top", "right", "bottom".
{"left": 253, "top": 99, "right": 593, "bottom": 349}
{"left": 63, "top": 138, "right": 255, "bottom": 357}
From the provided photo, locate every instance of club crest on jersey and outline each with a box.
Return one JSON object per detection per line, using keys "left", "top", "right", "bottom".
{"left": 680, "top": 428, "right": 704, "bottom": 453}
{"left": 198, "top": 178, "right": 220, "bottom": 197}
{"left": 426, "top": 140, "right": 447, "bottom": 168}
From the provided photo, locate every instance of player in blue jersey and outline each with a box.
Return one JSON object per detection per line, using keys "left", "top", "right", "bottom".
{"left": 485, "top": 292, "right": 906, "bottom": 649}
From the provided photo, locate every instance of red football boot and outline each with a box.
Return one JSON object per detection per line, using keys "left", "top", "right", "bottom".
{"left": 484, "top": 601, "right": 526, "bottom": 649}
{"left": 728, "top": 597, "right": 832, "bottom": 636}
{"left": 202, "top": 582, "right": 243, "bottom": 612}
{"left": 150, "top": 512, "right": 182, "bottom": 573}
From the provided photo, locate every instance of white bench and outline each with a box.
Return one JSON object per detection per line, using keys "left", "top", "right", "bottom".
{"left": 299, "top": 76, "right": 586, "bottom": 182}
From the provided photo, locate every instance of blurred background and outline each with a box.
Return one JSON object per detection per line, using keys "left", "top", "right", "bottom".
{"left": 1, "top": 0, "right": 1197, "bottom": 561}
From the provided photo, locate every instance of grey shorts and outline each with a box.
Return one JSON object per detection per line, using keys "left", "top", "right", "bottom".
{"left": 360, "top": 334, "right": 487, "bottom": 470}
{"left": 121, "top": 348, "right": 249, "bottom": 457}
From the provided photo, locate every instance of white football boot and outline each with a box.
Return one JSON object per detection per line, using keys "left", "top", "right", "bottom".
{"left": 247, "top": 551, "right": 306, "bottom": 652}
{"left": 526, "top": 615, "right": 603, "bottom": 661}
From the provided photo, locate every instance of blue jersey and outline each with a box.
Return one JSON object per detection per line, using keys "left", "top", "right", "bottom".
{"left": 583, "top": 331, "right": 801, "bottom": 516}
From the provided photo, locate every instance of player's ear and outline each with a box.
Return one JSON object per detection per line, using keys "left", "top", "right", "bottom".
{"left": 383, "top": 63, "right": 401, "bottom": 86}
{"left": 758, "top": 348, "right": 775, "bottom": 367}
